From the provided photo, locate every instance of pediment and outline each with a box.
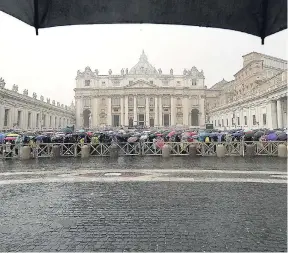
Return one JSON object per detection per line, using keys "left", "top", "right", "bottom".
{"left": 125, "top": 80, "right": 157, "bottom": 88}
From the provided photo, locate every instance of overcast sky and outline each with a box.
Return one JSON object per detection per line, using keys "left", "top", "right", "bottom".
{"left": 0, "top": 11, "right": 286, "bottom": 105}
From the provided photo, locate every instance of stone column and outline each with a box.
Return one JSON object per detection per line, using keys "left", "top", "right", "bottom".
{"left": 75, "top": 98, "right": 82, "bottom": 129}
{"left": 32, "top": 112, "right": 36, "bottom": 129}
{"left": 145, "top": 97, "right": 149, "bottom": 127}
{"left": 92, "top": 96, "right": 98, "bottom": 128}
{"left": 267, "top": 100, "right": 277, "bottom": 129}
{"left": 133, "top": 96, "right": 137, "bottom": 126}
{"left": 120, "top": 96, "right": 124, "bottom": 126}
{"left": 158, "top": 96, "right": 162, "bottom": 127}
{"left": 154, "top": 96, "right": 158, "bottom": 126}
{"left": 183, "top": 96, "right": 189, "bottom": 126}
{"left": 199, "top": 97, "right": 206, "bottom": 127}
{"left": 9, "top": 107, "right": 14, "bottom": 129}
{"left": 277, "top": 99, "right": 283, "bottom": 129}
{"left": 240, "top": 109, "right": 244, "bottom": 128}
{"left": 107, "top": 97, "right": 112, "bottom": 126}
{"left": 0, "top": 104, "right": 4, "bottom": 130}
{"left": 124, "top": 95, "right": 129, "bottom": 126}
{"left": 170, "top": 96, "right": 176, "bottom": 126}
{"left": 22, "top": 110, "right": 28, "bottom": 130}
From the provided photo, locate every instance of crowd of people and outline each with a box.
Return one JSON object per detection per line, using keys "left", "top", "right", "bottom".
{"left": 0, "top": 127, "right": 287, "bottom": 157}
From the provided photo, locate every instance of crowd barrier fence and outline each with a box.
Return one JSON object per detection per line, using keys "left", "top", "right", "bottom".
{"left": 0, "top": 141, "right": 286, "bottom": 159}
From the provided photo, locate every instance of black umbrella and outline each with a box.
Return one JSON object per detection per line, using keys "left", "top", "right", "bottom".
{"left": 0, "top": 0, "right": 286, "bottom": 44}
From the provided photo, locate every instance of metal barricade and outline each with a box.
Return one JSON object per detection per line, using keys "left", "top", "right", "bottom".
{"left": 141, "top": 142, "right": 162, "bottom": 155}
{"left": 90, "top": 143, "right": 110, "bottom": 156}
{"left": 255, "top": 141, "right": 286, "bottom": 156}
{"left": 0, "top": 141, "right": 287, "bottom": 159}
{"left": 73, "top": 143, "right": 82, "bottom": 157}
{"left": 0, "top": 143, "right": 20, "bottom": 159}
{"left": 200, "top": 142, "right": 217, "bottom": 156}
{"left": 57, "top": 143, "right": 76, "bottom": 157}
{"left": 168, "top": 142, "right": 188, "bottom": 156}
{"left": 224, "top": 141, "right": 242, "bottom": 156}
{"left": 36, "top": 143, "right": 53, "bottom": 157}
{"left": 116, "top": 142, "right": 141, "bottom": 156}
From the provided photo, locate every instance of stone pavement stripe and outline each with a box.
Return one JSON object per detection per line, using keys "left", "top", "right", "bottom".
{"left": 0, "top": 168, "right": 287, "bottom": 176}
{"left": 0, "top": 176, "right": 286, "bottom": 185}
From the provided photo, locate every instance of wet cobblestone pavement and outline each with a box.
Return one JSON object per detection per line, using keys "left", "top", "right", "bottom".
{"left": 0, "top": 156, "right": 287, "bottom": 172}
{"left": 0, "top": 157, "right": 287, "bottom": 252}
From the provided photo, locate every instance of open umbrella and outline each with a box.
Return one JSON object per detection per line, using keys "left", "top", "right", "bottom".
{"left": 0, "top": 0, "right": 286, "bottom": 43}
{"left": 6, "top": 133, "right": 19, "bottom": 137}
{"left": 167, "top": 131, "right": 176, "bottom": 138}
{"left": 0, "top": 133, "right": 5, "bottom": 143}
{"left": 4, "top": 136, "right": 17, "bottom": 141}
{"left": 267, "top": 132, "right": 277, "bottom": 141}
{"left": 61, "top": 128, "right": 73, "bottom": 134}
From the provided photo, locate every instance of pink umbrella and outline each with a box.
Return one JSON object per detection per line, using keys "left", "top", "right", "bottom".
{"left": 156, "top": 139, "right": 164, "bottom": 149}
{"left": 168, "top": 131, "right": 176, "bottom": 137}
{"left": 4, "top": 137, "right": 16, "bottom": 141}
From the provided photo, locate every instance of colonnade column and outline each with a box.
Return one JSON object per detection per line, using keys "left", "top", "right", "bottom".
{"left": 240, "top": 109, "right": 244, "bottom": 128}
{"left": 92, "top": 96, "right": 98, "bottom": 128}
{"left": 75, "top": 98, "right": 82, "bottom": 129}
{"left": 107, "top": 97, "right": 112, "bottom": 126}
{"left": 145, "top": 97, "right": 149, "bottom": 127}
{"left": 277, "top": 99, "right": 283, "bottom": 129}
{"left": 22, "top": 110, "right": 27, "bottom": 130}
{"left": 158, "top": 96, "right": 162, "bottom": 127}
{"left": 33, "top": 112, "right": 37, "bottom": 129}
{"left": 170, "top": 96, "right": 176, "bottom": 126}
{"left": 133, "top": 96, "right": 137, "bottom": 126}
{"left": 124, "top": 96, "right": 129, "bottom": 126}
{"left": 270, "top": 100, "right": 278, "bottom": 129}
{"left": 199, "top": 96, "right": 206, "bottom": 127}
{"left": 120, "top": 97, "right": 124, "bottom": 126}
{"left": 10, "top": 107, "right": 16, "bottom": 128}
{"left": 182, "top": 96, "right": 189, "bottom": 126}
{"left": 0, "top": 104, "right": 4, "bottom": 129}
{"left": 154, "top": 96, "right": 158, "bottom": 126}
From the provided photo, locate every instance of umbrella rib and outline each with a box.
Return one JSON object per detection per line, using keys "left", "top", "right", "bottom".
{"left": 260, "top": 0, "right": 268, "bottom": 45}
{"left": 34, "top": 0, "right": 39, "bottom": 35}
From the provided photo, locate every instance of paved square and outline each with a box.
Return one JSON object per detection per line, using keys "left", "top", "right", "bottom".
{"left": 0, "top": 157, "right": 287, "bottom": 252}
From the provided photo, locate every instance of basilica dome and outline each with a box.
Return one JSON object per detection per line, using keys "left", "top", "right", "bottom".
{"left": 129, "top": 51, "right": 158, "bottom": 75}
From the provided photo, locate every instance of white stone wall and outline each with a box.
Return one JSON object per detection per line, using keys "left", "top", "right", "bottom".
{"left": 208, "top": 81, "right": 287, "bottom": 130}
{"left": 0, "top": 87, "right": 75, "bottom": 131}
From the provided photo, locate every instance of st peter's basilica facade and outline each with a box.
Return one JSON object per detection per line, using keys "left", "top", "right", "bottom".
{"left": 75, "top": 51, "right": 208, "bottom": 129}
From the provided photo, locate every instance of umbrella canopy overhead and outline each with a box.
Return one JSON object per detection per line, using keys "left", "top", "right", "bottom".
{"left": 0, "top": 0, "right": 286, "bottom": 43}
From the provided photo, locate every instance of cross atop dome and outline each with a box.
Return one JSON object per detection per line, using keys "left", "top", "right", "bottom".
{"left": 139, "top": 50, "right": 148, "bottom": 62}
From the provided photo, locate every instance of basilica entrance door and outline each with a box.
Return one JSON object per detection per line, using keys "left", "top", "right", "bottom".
{"left": 138, "top": 114, "right": 145, "bottom": 126}
{"left": 129, "top": 118, "right": 133, "bottom": 127}
{"left": 163, "top": 114, "right": 170, "bottom": 126}
{"left": 191, "top": 109, "right": 199, "bottom": 126}
{"left": 112, "top": 115, "right": 120, "bottom": 127}
{"left": 83, "top": 109, "right": 91, "bottom": 128}
{"left": 149, "top": 118, "right": 154, "bottom": 127}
